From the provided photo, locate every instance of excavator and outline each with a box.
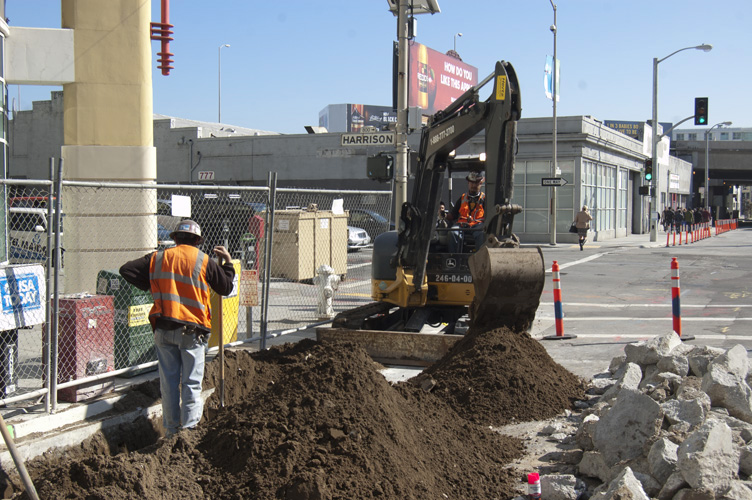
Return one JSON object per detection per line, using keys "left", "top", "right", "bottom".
{"left": 330, "top": 60, "right": 545, "bottom": 341}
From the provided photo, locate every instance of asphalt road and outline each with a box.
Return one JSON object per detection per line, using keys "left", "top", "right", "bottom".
{"left": 529, "top": 227, "right": 752, "bottom": 379}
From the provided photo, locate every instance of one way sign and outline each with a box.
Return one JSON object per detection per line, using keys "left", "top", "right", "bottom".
{"left": 541, "top": 177, "right": 568, "bottom": 187}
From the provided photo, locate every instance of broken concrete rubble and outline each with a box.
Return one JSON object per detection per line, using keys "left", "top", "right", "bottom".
{"left": 571, "top": 332, "right": 752, "bottom": 499}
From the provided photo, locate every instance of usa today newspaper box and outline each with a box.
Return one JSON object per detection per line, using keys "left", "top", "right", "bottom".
{"left": 96, "top": 269, "right": 156, "bottom": 376}
{"left": 0, "top": 264, "right": 46, "bottom": 396}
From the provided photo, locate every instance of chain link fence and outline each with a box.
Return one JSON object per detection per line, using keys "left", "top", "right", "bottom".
{"left": 0, "top": 178, "right": 392, "bottom": 411}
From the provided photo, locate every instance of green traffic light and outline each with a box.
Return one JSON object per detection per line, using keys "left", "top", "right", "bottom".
{"left": 645, "top": 173, "right": 652, "bottom": 181}
{"left": 699, "top": 118, "right": 706, "bottom": 124}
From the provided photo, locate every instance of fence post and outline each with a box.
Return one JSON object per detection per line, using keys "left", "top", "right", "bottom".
{"left": 544, "top": 261, "right": 576, "bottom": 340}
{"left": 259, "top": 172, "right": 277, "bottom": 351}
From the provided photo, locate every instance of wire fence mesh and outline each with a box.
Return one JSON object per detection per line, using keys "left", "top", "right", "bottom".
{"left": 0, "top": 179, "right": 392, "bottom": 410}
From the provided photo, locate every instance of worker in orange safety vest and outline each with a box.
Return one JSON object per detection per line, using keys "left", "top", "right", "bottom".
{"left": 445, "top": 171, "right": 486, "bottom": 252}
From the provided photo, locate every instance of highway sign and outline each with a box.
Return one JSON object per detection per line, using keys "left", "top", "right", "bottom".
{"left": 541, "top": 177, "right": 568, "bottom": 187}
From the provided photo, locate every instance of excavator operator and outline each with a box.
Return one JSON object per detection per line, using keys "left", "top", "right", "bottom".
{"left": 445, "top": 171, "right": 486, "bottom": 252}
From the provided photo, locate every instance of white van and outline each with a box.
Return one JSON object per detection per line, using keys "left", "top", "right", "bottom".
{"left": 8, "top": 207, "right": 63, "bottom": 265}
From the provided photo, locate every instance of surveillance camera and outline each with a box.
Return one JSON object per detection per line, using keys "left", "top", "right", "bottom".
{"left": 550, "top": 24, "right": 556, "bottom": 32}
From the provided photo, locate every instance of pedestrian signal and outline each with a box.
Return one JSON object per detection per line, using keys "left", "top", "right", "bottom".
{"left": 694, "top": 97, "right": 708, "bottom": 126}
{"left": 644, "top": 159, "right": 653, "bottom": 182}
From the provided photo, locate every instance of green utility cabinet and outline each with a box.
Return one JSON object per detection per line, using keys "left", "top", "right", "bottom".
{"left": 96, "top": 270, "right": 156, "bottom": 376}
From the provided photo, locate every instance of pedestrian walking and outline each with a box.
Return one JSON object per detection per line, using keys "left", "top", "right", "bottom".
{"left": 574, "top": 205, "right": 593, "bottom": 251}
{"left": 662, "top": 207, "right": 674, "bottom": 232}
{"left": 119, "top": 219, "right": 236, "bottom": 436}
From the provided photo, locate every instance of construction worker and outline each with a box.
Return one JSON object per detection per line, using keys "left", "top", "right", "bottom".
{"left": 119, "top": 219, "right": 235, "bottom": 436}
{"left": 446, "top": 171, "right": 486, "bottom": 252}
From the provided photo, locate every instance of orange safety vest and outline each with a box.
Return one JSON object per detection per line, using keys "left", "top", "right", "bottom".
{"left": 148, "top": 245, "right": 211, "bottom": 330}
{"left": 457, "top": 192, "right": 485, "bottom": 226}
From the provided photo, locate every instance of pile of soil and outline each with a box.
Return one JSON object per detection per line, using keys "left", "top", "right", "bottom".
{"left": 413, "top": 326, "right": 586, "bottom": 426}
{"left": 14, "top": 326, "right": 584, "bottom": 500}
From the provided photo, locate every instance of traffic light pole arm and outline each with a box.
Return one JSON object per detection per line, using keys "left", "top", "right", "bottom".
{"left": 659, "top": 115, "right": 695, "bottom": 139}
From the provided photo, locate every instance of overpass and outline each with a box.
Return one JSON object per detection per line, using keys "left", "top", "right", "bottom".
{"left": 673, "top": 140, "right": 752, "bottom": 185}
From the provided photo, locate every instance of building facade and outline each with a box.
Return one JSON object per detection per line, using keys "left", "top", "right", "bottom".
{"left": 9, "top": 93, "right": 697, "bottom": 244}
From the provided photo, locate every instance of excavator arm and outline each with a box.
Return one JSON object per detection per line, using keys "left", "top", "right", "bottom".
{"left": 395, "top": 60, "right": 522, "bottom": 295}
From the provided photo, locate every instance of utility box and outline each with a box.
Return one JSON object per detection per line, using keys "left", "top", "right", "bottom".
{"left": 96, "top": 270, "right": 156, "bottom": 377}
{"left": 56, "top": 294, "right": 115, "bottom": 402}
{"left": 268, "top": 210, "right": 348, "bottom": 281}
{"left": 208, "top": 259, "right": 241, "bottom": 348}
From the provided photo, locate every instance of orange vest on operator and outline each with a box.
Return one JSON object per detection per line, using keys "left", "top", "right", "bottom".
{"left": 148, "top": 245, "right": 212, "bottom": 330}
{"left": 458, "top": 192, "right": 485, "bottom": 226}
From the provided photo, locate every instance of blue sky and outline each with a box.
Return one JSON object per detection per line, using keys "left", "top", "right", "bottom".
{"left": 7, "top": 1, "right": 751, "bottom": 134}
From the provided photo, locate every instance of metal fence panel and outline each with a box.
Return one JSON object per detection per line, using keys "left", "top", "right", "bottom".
{"left": 0, "top": 179, "right": 392, "bottom": 411}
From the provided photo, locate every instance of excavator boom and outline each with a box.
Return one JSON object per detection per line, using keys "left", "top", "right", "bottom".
{"left": 327, "top": 59, "right": 545, "bottom": 358}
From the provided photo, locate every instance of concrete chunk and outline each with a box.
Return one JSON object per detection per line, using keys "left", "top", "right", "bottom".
{"left": 740, "top": 443, "right": 752, "bottom": 477}
{"left": 687, "top": 345, "right": 727, "bottom": 377}
{"left": 577, "top": 450, "right": 613, "bottom": 483}
{"left": 597, "top": 467, "right": 650, "bottom": 500}
{"left": 656, "top": 354, "right": 690, "bottom": 377}
{"left": 677, "top": 419, "right": 740, "bottom": 493}
{"left": 593, "top": 389, "right": 663, "bottom": 466}
{"left": 662, "top": 397, "right": 709, "bottom": 429}
{"left": 656, "top": 470, "right": 688, "bottom": 500}
{"left": 648, "top": 437, "right": 679, "bottom": 484}
{"left": 541, "top": 474, "right": 582, "bottom": 500}
{"left": 717, "top": 480, "right": 752, "bottom": 500}
{"left": 624, "top": 332, "right": 681, "bottom": 366}
{"left": 575, "top": 414, "right": 599, "bottom": 451}
{"left": 701, "top": 358, "right": 752, "bottom": 423}
{"left": 602, "top": 363, "right": 642, "bottom": 402}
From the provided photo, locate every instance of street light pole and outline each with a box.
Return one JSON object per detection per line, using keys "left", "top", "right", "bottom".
{"left": 549, "top": 0, "right": 558, "bottom": 245}
{"left": 218, "top": 43, "right": 230, "bottom": 123}
{"left": 389, "top": 0, "right": 440, "bottom": 227}
{"left": 649, "top": 43, "right": 712, "bottom": 242}
{"left": 705, "top": 121, "right": 732, "bottom": 213}
{"left": 453, "top": 32, "right": 462, "bottom": 52}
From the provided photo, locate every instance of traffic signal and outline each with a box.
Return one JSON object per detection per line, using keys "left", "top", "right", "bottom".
{"left": 644, "top": 159, "right": 653, "bottom": 182}
{"left": 694, "top": 97, "right": 708, "bottom": 125}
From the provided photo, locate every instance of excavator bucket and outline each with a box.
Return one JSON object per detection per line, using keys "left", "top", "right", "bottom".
{"left": 468, "top": 246, "right": 545, "bottom": 333}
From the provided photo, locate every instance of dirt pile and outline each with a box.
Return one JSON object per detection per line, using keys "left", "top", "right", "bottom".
{"left": 14, "top": 327, "right": 584, "bottom": 499}
{"left": 413, "top": 326, "right": 586, "bottom": 426}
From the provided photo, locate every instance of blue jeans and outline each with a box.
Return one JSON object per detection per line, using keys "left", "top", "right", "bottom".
{"left": 448, "top": 225, "right": 485, "bottom": 253}
{"left": 154, "top": 325, "right": 208, "bottom": 436}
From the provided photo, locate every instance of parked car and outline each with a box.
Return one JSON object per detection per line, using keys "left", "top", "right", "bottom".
{"left": 347, "top": 226, "right": 371, "bottom": 252}
{"left": 8, "top": 207, "right": 64, "bottom": 265}
{"left": 157, "top": 223, "right": 175, "bottom": 249}
{"left": 347, "top": 209, "right": 395, "bottom": 240}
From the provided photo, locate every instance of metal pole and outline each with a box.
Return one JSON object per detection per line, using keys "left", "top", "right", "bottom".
{"left": 394, "top": 0, "right": 409, "bottom": 227}
{"left": 650, "top": 57, "right": 658, "bottom": 241}
{"left": 705, "top": 129, "right": 710, "bottom": 213}
{"left": 549, "top": 1, "right": 558, "bottom": 245}
{"left": 650, "top": 44, "right": 712, "bottom": 241}
{"left": 259, "top": 172, "right": 276, "bottom": 351}
{"left": 44, "top": 158, "right": 54, "bottom": 414}
{"left": 50, "top": 158, "right": 63, "bottom": 411}
{"left": 218, "top": 44, "right": 229, "bottom": 123}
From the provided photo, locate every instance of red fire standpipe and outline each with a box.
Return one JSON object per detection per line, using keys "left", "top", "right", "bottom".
{"left": 150, "top": 0, "right": 174, "bottom": 75}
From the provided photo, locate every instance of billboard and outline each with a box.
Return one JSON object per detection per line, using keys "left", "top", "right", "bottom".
{"left": 408, "top": 42, "right": 478, "bottom": 116}
{"left": 347, "top": 104, "right": 397, "bottom": 133}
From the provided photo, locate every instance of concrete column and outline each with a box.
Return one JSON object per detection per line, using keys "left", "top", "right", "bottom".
{"left": 60, "top": 0, "right": 157, "bottom": 293}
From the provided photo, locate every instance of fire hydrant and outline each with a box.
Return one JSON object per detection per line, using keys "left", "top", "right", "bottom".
{"left": 314, "top": 264, "right": 340, "bottom": 319}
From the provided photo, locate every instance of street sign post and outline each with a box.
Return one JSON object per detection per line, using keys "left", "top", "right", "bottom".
{"left": 541, "top": 177, "right": 568, "bottom": 187}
